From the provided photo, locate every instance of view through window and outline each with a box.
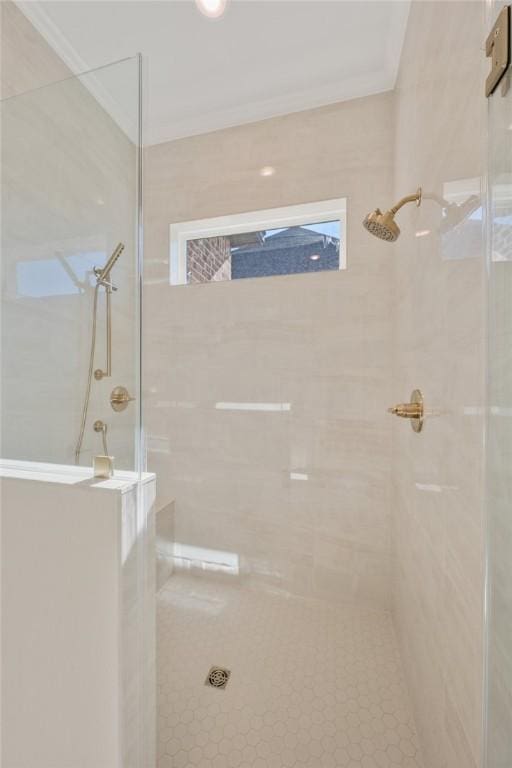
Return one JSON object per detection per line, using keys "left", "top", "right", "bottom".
{"left": 170, "top": 200, "right": 346, "bottom": 286}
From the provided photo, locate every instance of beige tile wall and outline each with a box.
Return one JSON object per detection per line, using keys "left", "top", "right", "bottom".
{"left": 144, "top": 93, "right": 395, "bottom": 605}
{"left": 391, "top": 2, "right": 486, "bottom": 766}
{"left": 0, "top": 1, "right": 70, "bottom": 100}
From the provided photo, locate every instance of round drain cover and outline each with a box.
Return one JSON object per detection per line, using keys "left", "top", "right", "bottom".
{"left": 207, "top": 667, "right": 230, "bottom": 688}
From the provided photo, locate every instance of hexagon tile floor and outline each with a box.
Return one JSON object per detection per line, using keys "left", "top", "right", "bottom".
{"left": 157, "top": 574, "right": 424, "bottom": 768}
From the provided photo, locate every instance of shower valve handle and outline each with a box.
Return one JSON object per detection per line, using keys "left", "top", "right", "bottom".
{"left": 388, "top": 403, "right": 422, "bottom": 418}
{"left": 110, "top": 385, "right": 136, "bottom": 412}
{"left": 387, "top": 389, "right": 424, "bottom": 433}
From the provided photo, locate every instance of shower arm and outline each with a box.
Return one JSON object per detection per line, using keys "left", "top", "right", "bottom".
{"left": 390, "top": 189, "right": 422, "bottom": 215}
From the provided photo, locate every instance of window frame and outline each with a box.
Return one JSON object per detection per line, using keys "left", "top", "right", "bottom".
{"left": 169, "top": 198, "right": 347, "bottom": 286}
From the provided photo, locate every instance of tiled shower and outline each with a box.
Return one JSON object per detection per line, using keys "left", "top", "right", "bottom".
{"left": 145, "top": 2, "right": 487, "bottom": 766}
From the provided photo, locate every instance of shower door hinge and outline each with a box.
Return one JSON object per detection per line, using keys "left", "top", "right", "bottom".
{"left": 486, "top": 5, "right": 510, "bottom": 97}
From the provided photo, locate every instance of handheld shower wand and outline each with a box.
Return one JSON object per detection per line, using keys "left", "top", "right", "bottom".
{"left": 94, "top": 242, "right": 124, "bottom": 285}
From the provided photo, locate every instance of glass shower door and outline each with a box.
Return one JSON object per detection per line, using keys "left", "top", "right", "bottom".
{"left": 0, "top": 55, "right": 153, "bottom": 768}
{"left": 0, "top": 55, "right": 142, "bottom": 471}
{"left": 485, "top": 3, "right": 512, "bottom": 766}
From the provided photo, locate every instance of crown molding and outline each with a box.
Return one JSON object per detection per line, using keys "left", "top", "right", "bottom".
{"left": 15, "top": 0, "right": 410, "bottom": 148}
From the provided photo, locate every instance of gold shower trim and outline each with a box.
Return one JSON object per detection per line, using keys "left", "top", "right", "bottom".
{"left": 389, "top": 187, "right": 422, "bottom": 214}
{"left": 362, "top": 188, "right": 421, "bottom": 242}
{"left": 110, "top": 385, "right": 136, "bottom": 412}
{"left": 388, "top": 389, "right": 424, "bottom": 433}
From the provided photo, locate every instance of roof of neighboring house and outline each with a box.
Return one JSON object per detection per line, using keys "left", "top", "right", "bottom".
{"left": 230, "top": 225, "right": 340, "bottom": 279}
{"left": 233, "top": 226, "right": 339, "bottom": 255}
{"left": 229, "top": 231, "right": 265, "bottom": 248}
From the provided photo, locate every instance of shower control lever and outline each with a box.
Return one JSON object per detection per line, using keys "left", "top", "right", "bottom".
{"left": 387, "top": 389, "right": 424, "bottom": 433}
{"left": 110, "top": 385, "right": 136, "bottom": 412}
{"left": 388, "top": 403, "right": 422, "bottom": 418}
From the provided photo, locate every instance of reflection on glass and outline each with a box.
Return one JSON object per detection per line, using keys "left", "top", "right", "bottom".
{"left": 16, "top": 250, "right": 105, "bottom": 297}
{"left": 489, "top": 179, "right": 512, "bottom": 261}
{"left": 440, "top": 177, "right": 482, "bottom": 260}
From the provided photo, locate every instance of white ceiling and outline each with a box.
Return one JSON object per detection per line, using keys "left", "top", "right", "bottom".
{"left": 17, "top": 0, "right": 410, "bottom": 146}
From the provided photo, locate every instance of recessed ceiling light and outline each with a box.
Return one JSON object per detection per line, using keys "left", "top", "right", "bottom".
{"left": 310, "top": 254, "right": 321, "bottom": 261}
{"left": 260, "top": 166, "right": 276, "bottom": 177}
{"left": 195, "top": 0, "right": 227, "bottom": 18}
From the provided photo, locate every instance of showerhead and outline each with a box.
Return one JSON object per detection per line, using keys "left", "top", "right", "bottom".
{"left": 363, "top": 209, "right": 400, "bottom": 242}
{"left": 363, "top": 188, "right": 422, "bottom": 242}
{"left": 97, "top": 242, "right": 125, "bottom": 282}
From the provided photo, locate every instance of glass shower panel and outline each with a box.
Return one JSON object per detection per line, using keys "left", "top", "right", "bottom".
{"left": 486, "top": 4, "right": 512, "bottom": 765}
{"left": 0, "top": 56, "right": 141, "bottom": 470}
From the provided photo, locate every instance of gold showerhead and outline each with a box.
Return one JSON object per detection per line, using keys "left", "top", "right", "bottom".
{"left": 363, "top": 209, "right": 400, "bottom": 242}
{"left": 363, "top": 188, "right": 422, "bottom": 242}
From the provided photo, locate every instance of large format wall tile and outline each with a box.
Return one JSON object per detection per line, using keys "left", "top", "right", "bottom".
{"left": 144, "top": 93, "right": 395, "bottom": 606}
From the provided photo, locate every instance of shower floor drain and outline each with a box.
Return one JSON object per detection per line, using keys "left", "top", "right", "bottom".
{"left": 205, "top": 666, "right": 231, "bottom": 689}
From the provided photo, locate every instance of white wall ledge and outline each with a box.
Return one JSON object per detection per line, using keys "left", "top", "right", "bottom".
{"left": 0, "top": 458, "right": 155, "bottom": 491}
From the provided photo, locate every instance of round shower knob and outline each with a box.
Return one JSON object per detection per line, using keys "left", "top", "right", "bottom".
{"left": 110, "top": 385, "right": 136, "bottom": 412}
